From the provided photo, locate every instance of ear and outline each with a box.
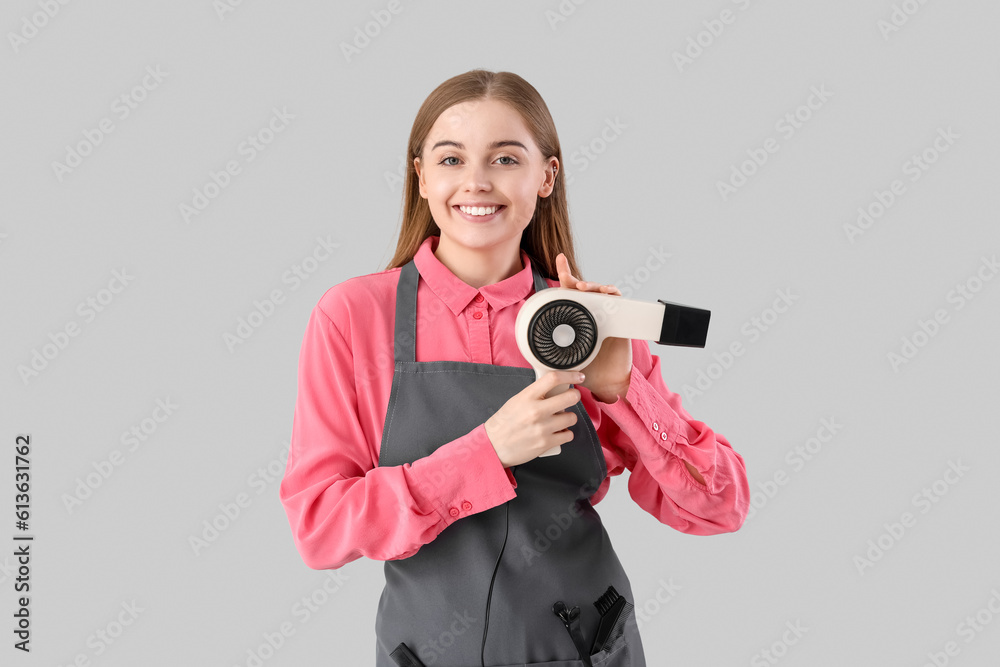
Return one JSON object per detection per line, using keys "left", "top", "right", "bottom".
{"left": 538, "top": 156, "right": 559, "bottom": 198}
{"left": 414, "top": 157, "right": 427, "bottom": 199}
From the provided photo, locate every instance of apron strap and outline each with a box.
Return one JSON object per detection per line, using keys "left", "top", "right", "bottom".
{"left": 532, "top": 260, "right": 550, "bottom": 293}
{"left": 394, "top": 253, "right": 550, "bottom": 363}
{"left": 393, "top": 260, "right": 419, "bottom": 364}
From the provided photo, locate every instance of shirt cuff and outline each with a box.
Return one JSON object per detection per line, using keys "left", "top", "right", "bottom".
{"left": 596, "top": 364, "right": 701, "bottom": 462}
{"left": 410, "top": 423, "right": 518, "bottom": 525}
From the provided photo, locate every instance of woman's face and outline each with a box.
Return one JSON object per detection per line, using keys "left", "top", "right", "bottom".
{"left": 414, "top": 98, "right": 557, "bottom": 256}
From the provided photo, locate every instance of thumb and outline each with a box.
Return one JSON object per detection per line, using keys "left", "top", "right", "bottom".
{"left": 543, "top": 369, "right": 583, "bottom": 391}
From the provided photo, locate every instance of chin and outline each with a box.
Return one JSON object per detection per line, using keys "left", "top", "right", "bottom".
{"left": 442, "top": 224, "right": 522, "bottom": 246}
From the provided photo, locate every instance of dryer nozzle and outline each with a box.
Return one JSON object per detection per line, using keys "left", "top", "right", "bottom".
{"left": 657, "top": 300, "right": 711, "bottom": 348}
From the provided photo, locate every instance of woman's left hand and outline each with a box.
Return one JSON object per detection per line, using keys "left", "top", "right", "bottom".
{"left": 555, "top": 253, "right": 632, "bottom": 403}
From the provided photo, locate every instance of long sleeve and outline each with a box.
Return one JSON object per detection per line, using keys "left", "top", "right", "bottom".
{"left": 586, "top": 338, "right": 749, "bottom": 535}
{"left": 279, "top": 303, "right": 519, "bottom": 570}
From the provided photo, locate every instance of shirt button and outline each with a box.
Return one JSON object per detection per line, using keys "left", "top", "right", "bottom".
{"left": 652, "top": 422, "right": 659, "bottom": 431}
{"left": 461, "top": 500, "right": 473, "bottom": 511}
{"left": 474, "top": 294, "right": 484, "bottom": 302}
{"left": 660, "top": 432, "right": 668, "bottom": 441}
{"left": 473, "top": 311, "right": 483, "bottom": 319}
{"left": 449, "top": 507, "right": 460, "bottom": 517}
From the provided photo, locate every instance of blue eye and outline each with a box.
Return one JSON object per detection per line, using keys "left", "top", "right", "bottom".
{"left": 436, "top": 155, "right": 519, "bottom": 166}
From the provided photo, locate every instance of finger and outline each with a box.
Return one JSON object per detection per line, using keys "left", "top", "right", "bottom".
{"left": 556, "top": 253, "right": 578, "bottom": 288}
{"left": 539, "top": 387, "right": 583, "bottom": 415}
{"left": 543, "top": 369, "right": 583, "bottom": 392}
{"left": 558, "top": 369, "right": 585, "bottom": 384}
{"left": 543, "top": 383, "right": 582, "bottom": 412}
{"left": 576, "top": 282, "right": 620, "bottom": 295}
{"left": 552, "top": 409, "right": 578, "bottom": 433}
{"left": 561, "top": 386, "right": 582, "bottom": 409}
{"left": 555, "top": 253, "right": 566, "bottom": 278}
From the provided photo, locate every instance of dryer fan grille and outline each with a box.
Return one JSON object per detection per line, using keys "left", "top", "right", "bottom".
{"left": 527, "top": 299, "right": 598, "bottom": 369}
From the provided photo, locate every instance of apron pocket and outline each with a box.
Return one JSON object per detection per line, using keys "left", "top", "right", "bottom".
{"left": 492, "top": 659, "right": 606, "bottom": 667}
{"left": 589, "top": 601, "right": 636, "bottom": 667}
{"left": 591, "top": 639, "right": 630, "bottom": 666}
{"left": 491, "top": 638, "right": 632, "bottom": 667}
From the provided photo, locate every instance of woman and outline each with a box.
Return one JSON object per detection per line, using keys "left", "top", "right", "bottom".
{"left": 279, "top": 69, "right": 749, "bottom": 667}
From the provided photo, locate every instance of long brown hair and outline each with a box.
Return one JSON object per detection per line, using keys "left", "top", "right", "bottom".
{"left": 383, "top": 69, "right": 584, "bottom": 282}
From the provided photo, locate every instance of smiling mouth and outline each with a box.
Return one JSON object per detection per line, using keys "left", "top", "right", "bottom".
{"left": 454, "top": 205, "right": 505, "bottom": 216}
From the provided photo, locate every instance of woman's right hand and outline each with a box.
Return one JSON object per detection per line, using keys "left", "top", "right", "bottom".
{"left": 484, "top": 370, "right": 584, "bottom": 468}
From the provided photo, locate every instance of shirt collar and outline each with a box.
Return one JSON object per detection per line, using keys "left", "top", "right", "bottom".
{"left": 412, "top": 235, "right": 539, "bottom": 316}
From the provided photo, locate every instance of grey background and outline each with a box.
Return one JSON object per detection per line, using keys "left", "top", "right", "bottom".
{"left": 2, "top": 1, "right": 998, "bottom": 665}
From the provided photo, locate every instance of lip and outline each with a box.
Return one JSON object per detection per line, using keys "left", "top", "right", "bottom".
{"left": 453, "top": 204, "right": 505, "bottom": 222}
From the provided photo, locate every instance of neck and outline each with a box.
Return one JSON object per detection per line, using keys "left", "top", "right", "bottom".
{"left": 433, "top": 235, "right": 524, "bottom": 288}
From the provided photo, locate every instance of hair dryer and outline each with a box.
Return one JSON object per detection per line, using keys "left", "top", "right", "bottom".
{"left": 515, "top": 287, "right": 710, "bottom": 457}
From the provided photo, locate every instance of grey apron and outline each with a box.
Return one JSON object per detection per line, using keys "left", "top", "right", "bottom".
{"left": 375, "top": 258, "right": 646, "bottom": 667}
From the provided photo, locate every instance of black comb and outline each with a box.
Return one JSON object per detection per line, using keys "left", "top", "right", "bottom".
{"left": 389, "top": 642, "right": 426, "bottom": 667}
{"left": 590, "top": 585, "right": 632, "bottom": 654}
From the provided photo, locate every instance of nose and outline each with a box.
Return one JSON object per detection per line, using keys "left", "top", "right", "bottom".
{"left": 462, "top": 162, "right": 492, "bottom": 192}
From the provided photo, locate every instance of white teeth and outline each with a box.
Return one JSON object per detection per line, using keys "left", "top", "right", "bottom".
{"left": 459, "top": 205, "right": 499, "bottom": 216}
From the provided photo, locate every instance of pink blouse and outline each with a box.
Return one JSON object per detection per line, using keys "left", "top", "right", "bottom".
{"left": 279, "top": 235, "right": 749, "bottom": 570}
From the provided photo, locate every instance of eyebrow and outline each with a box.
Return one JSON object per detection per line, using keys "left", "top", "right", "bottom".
{"left": 430, "top": 139, "right": 528, "bottom": 152}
